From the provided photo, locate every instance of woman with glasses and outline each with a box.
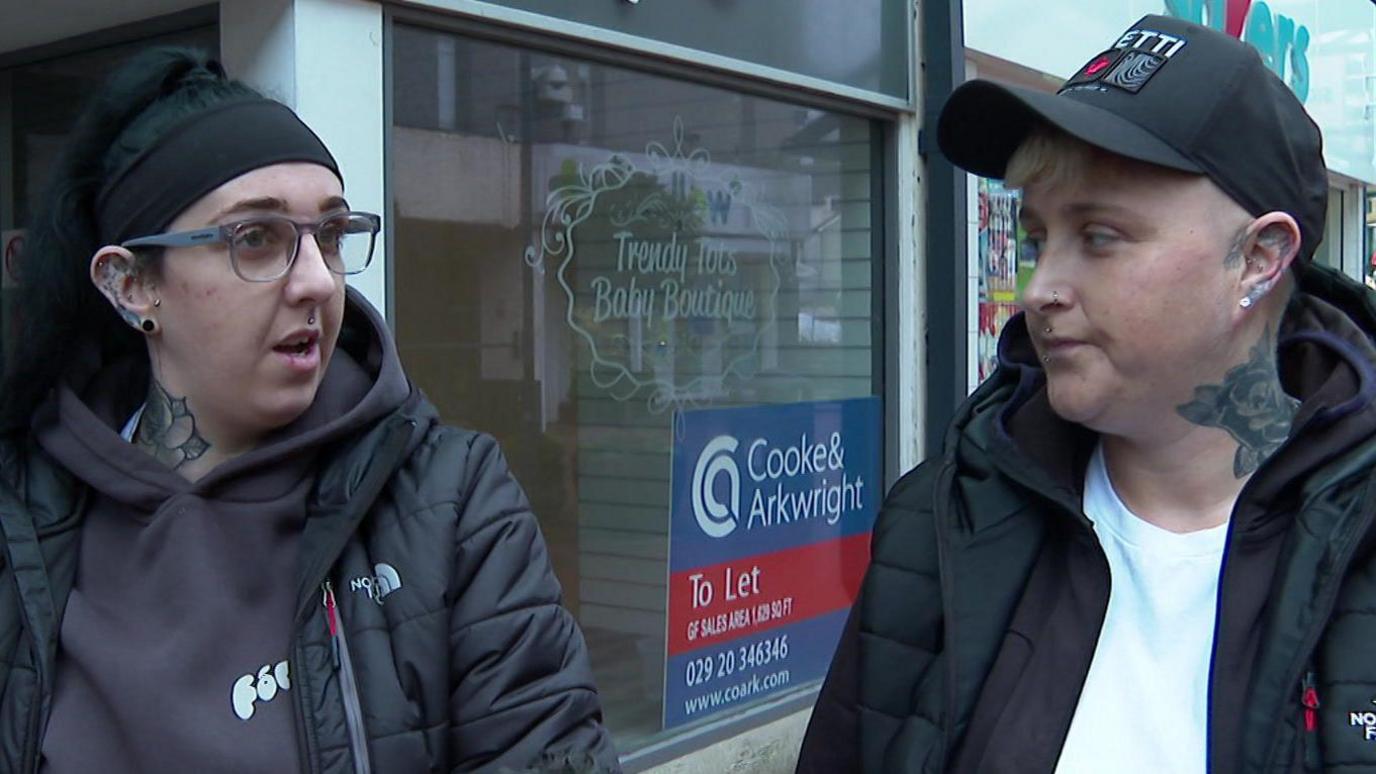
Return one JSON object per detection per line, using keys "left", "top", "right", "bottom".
{"left": 0, "top": 47, "right": 619, "bottom": 773}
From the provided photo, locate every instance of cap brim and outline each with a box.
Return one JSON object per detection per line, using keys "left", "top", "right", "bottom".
{"left": 936, "top": 80, "right": 1202, "bottom": 179}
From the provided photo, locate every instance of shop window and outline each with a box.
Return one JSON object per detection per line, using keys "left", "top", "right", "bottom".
{"left": 390, "top": 24, "right": 883, "bottom": 753}
{"left": 1366, "top": 189, "right": 1376, "bottom": 289}
{"left": 0, "top": 24, "right": 219, "bottom": 369}
{"left": 974, "top": 178, "right": 1027, "bottom": 384}
{"left": 1313, "top": 187, "right": 1346, "bottom": 272}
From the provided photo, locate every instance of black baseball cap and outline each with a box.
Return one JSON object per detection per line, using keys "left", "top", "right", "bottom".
{"left": 938, "top": 14, "right": 1328, "bottom": 259}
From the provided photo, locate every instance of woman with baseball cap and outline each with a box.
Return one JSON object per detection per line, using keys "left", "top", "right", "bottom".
{"left": 801, "top": 14, "right": 1376, "bottom": 774}
{"left": 0, "top": 47, "right": 618, "bottom": 773}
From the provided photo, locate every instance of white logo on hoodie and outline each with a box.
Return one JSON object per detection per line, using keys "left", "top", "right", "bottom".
{"left": 232, "top": 660, "right": 291, "bottom": 721}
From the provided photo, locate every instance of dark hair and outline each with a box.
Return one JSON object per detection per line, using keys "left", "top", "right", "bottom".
{"left": 0, "top": 47, "right": 262, "bottom": 432}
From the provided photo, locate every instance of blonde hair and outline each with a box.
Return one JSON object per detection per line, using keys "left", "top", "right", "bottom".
{"left": 1004, "top": 126, "right": 1098, "bottom": 190}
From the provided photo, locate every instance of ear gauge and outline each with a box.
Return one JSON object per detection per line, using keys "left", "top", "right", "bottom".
{"left": 140, "top": 319, "right": 157, "bottom": 333}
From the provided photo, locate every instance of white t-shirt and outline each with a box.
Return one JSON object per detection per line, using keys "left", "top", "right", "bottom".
{"left": 1054, "top": 444, "right": 1229, "bottom": 774}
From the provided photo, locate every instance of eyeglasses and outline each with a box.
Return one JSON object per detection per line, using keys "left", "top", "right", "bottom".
{"left": 121, "top": 211, "right": 381, "bottom": 282}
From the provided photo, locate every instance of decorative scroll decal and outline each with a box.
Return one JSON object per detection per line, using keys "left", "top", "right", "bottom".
{"left": 525, "top": 118, "right": 784, "bottom": 411}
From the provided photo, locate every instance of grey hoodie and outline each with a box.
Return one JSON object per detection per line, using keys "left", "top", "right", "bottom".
{"left": 32, "top": 291, "right": 409, "bottom": 774}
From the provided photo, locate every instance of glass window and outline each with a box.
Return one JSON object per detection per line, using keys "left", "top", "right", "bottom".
{"left": 0, "top": 24, "right": 219, "bottom": 368}
{"left": 1313, "top": 187, "right": 1345, "bottom": 271}
{"left": 1365, "top": 188, "right": 1376, "bottom": 289}
{"left": 390, "top": 24, "right": 883, "bottom": 753}
{"left": 974, "top": 178, "right": 1027, "bottom": 385}
{"left": 962, "top": 55, "right": 1053, "bottom": 391}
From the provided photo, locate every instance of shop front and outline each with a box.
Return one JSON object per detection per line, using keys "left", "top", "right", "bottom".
{"left": 0, "top": 1, "right": 921, "bottom": 770}
{"left": 388, "top": 2, "right": 922, "bottom": 767}
{"left": 960, "top": 0, "right": 1376, "bottom": 390}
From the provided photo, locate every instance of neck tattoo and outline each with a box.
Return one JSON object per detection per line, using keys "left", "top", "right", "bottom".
{"left": 1176, "top": 326, "right": 1299, "bottom": 478}
{"left": 135, "top": 381, "right": 211, "bottom": 470}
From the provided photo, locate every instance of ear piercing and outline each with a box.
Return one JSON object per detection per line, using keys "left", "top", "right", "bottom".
{"left": 140, "top": 319, "right": 156, "bottom": 333}
{"left": 1240, "top": 278, "right": 1276, "bottom": 309}
{"left": 1041, "top": 314, "right": 1056, "bottom": 364}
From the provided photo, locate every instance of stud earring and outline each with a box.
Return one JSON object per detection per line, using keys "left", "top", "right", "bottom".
{"left": 141, "top": 319, "right": 156, "bottom": 333}
{"left": 153, "top": 298, "right": 161, "bottom": 308}
{"left": 1240, "top": 279, "right": 1275, "bottom": 309}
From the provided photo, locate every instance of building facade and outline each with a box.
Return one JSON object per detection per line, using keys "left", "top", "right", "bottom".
{"left": 960, "top": 0, "right": 1376, "bottom": 388}
{"left": 0, "top": 1, "right": 924, "bottom": 770}
{"left": 4, "top": 2, "right": 1368, "bottom": 770}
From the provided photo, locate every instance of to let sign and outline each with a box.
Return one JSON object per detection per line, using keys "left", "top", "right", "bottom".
{"left": 663, "top": 397, "right": 880, "bottom": 729}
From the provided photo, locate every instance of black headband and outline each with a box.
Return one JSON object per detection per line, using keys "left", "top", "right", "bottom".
{"left": 96, "top": 99, "right": 342, "bottom": 245}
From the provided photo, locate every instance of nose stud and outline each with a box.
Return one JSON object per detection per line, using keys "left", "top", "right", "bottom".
{"left": 1051, "top": 290, "right": 1061, "bottom": 306}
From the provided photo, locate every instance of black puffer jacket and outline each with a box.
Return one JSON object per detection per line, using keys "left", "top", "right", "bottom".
{"left": 0, "top": 295, "right": 620, "bottom": 773}
{"left": 799, "top": 263, "right": 1376, "bottom": 773}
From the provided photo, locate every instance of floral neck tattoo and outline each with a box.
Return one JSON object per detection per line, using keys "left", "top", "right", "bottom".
{"left": 135, "top": 381, "right": 211, "bottom": 470}
{"left": 1176, "top": 326, "right": 1299, "bottom": 478}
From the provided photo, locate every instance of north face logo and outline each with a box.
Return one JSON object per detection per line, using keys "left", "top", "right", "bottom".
{"left": 1351, "top": 700, "right": 1376, "bottom": 741}
{"left": 350, "top": 562, "right": 402, "bottom": 604}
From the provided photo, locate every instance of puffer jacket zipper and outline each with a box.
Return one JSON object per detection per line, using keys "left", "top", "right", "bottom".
{"left": 324, "top": 580, "right": 373, "bottom": 774}
{"left": 1301, "top": 670, "right": 1321, "bottom": 770}
{"left": 287, "top": 416, "right": 413, "bottom": 774}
